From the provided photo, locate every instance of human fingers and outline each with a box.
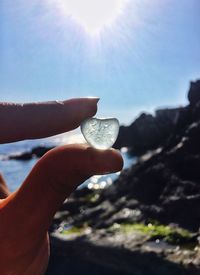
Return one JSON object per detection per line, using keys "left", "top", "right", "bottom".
{"left": 1, "top": 145, "right": 123, "bottom": 245}
{"left": 0, "top": 98, "right": 99, "bottom": 143}
{"left": 0, "top": 173, "right": 10, "bottom": 199}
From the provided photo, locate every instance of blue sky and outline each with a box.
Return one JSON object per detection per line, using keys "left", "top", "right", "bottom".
{"left": 0, "top": 0, "right": 200, "bottom": 124}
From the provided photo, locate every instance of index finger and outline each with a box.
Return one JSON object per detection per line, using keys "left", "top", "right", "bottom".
{"left": 0, "top": 98, "right": 99, "bottom": 143}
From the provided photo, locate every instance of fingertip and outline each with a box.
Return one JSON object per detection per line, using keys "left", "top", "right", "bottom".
{"left": 85, "top": 147, "right": 124, "bottom": 174}
{"left": 83, "top": 97, "right": 100, "bottom": 118}
{"left": 65, "top": 97, "right": 99, "bottom": 116}
{"left": 101, "top": 148, "right": 124, "bottom": 173}
{"left": 62, "top": 98, "right": 99, "bottom": 129}
{"left": 110, "top": 149, "right": 124, "bottom": 172}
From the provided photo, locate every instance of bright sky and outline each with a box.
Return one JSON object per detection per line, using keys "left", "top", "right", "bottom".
{"left": 0, "top": 0, "right": 200, "bottom": 124}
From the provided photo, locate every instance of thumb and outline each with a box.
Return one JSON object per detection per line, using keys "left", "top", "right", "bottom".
{"left": 2, "top": 144, "right": 123, "bottom": 241}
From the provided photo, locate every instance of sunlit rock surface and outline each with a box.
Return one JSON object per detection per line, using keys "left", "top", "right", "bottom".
{"left": 81, "top": 118, "right": 119, "bottom": 149}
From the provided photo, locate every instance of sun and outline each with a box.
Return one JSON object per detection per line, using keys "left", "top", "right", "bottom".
{"left": 57, "top": 0, "right": 128, "bottom": 34}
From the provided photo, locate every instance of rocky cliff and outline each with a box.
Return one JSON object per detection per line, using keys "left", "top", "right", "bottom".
{"left": 46, "top": 80, "right": 200, "bottom": 275}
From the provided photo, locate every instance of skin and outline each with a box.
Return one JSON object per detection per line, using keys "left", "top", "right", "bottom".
{"left": 0, "top": 98, "right": 123, "bottom": 275}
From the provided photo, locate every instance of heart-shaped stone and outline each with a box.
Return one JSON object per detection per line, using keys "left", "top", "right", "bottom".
{"left": 81, "top": 117, "right": 119, "bottom": 149}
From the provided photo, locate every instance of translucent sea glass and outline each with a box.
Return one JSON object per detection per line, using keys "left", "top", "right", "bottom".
{"left": 81, "top": 117, "right": 119, "bottom": 150}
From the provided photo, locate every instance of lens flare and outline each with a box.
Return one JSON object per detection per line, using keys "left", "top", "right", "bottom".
{"left": 56, "top": 0, "right": 129, "bottom": 34}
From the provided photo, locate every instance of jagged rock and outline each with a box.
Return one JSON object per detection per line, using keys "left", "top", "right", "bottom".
{"left": 55, "top": 80, "right": 200, "bottom": 231}
{"left": 48, "top": 79, "right": 200, "bottom": 274}
{"left": 188, "top": 80, "right": 200, "bottom": 105}
{"left": 114, "top": 108, "right": 182, "bottom": 155}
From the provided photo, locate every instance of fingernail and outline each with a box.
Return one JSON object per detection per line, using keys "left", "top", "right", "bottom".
{"left": 82, "top": 98, "right": 99, "bottom": 117}
{"left": 87, "top": 97, "right": 100, "bottom": 103}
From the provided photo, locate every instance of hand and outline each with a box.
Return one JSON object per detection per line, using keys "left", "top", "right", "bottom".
{"left": 0, "top": 98, "right": 123, "bottom": 275}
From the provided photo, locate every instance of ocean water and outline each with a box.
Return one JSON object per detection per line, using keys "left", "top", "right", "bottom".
{"left": 0, "top": 131, "right": 135, "bottom": 192}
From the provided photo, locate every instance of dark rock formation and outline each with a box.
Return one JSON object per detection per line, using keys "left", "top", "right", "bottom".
{"left": 8, "top": 151, "right": 33, "bottom": 161}
{"left": 114, "top": 106, "right": 184, "bottom": 155}
{"left": 188, "top": 80, "right": 200, "bottom": 106}
{"left": 102, "top": 81, "right": 200, "bottom": 231}
{"left": 45, "top": 234, "right": 199, "bottom": 275}
{"left": 48, "top": 79, "right": 200, "bottom": 274}
{"left": 112, "top": 81, "right": 200, "bottom": 230}
{"left": 8, "top": 146, "right": 54, "bottom": 160}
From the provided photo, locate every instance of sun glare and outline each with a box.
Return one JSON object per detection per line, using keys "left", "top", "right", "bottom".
{"left": 57, "top": 0, "right": 128, "bottom": 34}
